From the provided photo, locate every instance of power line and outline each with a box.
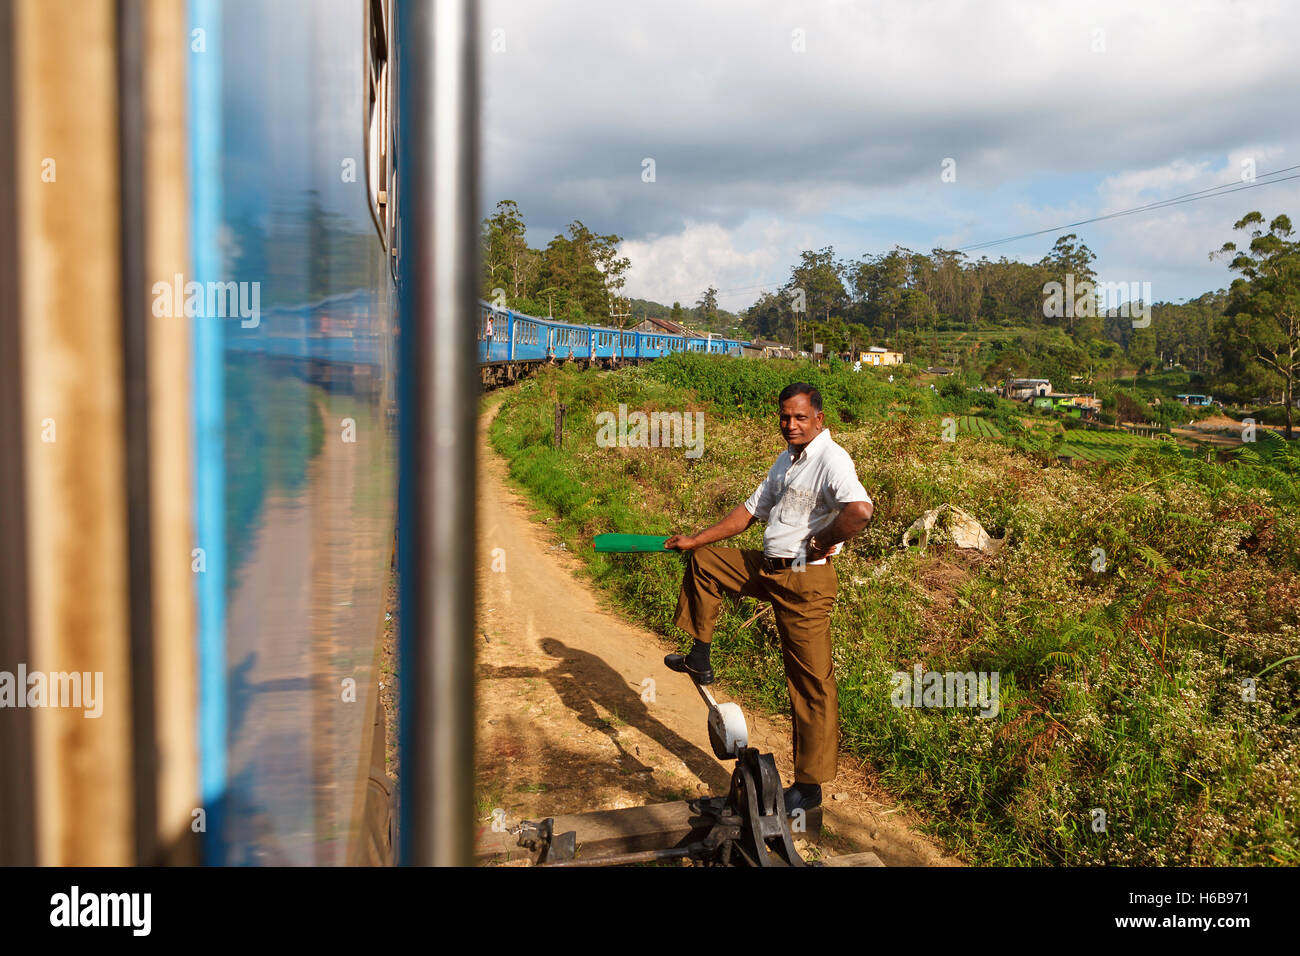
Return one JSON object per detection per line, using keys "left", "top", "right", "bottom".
{"left": 673, "top": 163, "right": 1300, "bottom": 304}
{"left": 958, "top": 164, "right": 1300, "bottom": 253}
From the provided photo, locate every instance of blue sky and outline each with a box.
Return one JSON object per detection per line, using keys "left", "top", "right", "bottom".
{"left": 481, "top": 0, "right": 1300, "bottom": 312}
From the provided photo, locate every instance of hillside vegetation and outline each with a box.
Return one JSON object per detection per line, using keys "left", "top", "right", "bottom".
{"left": 490, "top": 353, "right": 1300, "bottom": 865}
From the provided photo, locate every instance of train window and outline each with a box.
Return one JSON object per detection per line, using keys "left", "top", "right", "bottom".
{"left": 365, "top": 0, "right": 391, "bottom": 248}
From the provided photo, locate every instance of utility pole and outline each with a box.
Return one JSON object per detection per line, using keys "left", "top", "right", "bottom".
{"left": 609, "top": 296, "right": 632, "bottom": 361}
{"left": 609, "top": 295, "right": 631, "bottom": 328}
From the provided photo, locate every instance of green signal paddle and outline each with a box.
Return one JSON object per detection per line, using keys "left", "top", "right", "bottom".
{"left": 592, "top": 533, "right": 672, "bottom": 553}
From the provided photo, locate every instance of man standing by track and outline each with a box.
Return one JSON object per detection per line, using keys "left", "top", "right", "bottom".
{"left": 664, "top": 383, "right": 873, "bottom": 814}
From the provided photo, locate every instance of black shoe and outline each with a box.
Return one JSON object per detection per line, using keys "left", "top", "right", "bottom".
{"left": 782, "top": 782, "right": 822, "bottom": 814}
{"left": 664, "top": 652, "right": 713, "bottom": 685}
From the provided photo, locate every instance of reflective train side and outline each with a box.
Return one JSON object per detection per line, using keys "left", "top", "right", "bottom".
{"left": 0, "top": 0, "right": 403, "bottom": 866}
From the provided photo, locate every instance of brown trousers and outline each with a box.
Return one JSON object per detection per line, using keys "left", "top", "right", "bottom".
{"left": 672, "top": 547, "right": 838, "bottom": 784}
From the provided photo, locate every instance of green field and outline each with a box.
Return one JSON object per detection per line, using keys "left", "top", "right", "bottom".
{"left": 1059, "top": 443, "right": 1131, "bottom": 462}
{"left": 1066, "top": 429, "right": 1162, "bottom": 446}
{"left": 957, "top": 415, "right": 1003, "bottom": 439}
{"left": 1058, "top": 428, "right": 1168, "bottom": 462}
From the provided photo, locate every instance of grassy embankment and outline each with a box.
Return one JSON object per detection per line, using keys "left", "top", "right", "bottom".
{"left": 489, "top": 353, "right": 1300, "bottom": 865}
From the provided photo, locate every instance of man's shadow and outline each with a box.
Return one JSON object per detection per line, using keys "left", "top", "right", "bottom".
{"left": 480, "top": 637, "right": 733, "bottom": 794}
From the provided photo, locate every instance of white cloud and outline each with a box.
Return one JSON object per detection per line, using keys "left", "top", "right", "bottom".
{"left": 482, "top": 0, "right": 1300, "bottom": 306}
{"left": 620, "top": 219, "right": 798, "bottom": 307}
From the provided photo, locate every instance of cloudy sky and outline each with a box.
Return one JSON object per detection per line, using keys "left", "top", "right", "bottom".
{"left": 480, "top": 0, "right": 1300, "bottom": 312}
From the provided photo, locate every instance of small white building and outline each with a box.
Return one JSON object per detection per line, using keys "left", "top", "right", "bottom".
{"left": 1005, "top": 378, "right": 1052, "bottom": 400}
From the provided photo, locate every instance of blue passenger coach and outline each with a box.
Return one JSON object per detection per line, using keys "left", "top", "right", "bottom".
{"left": 476, "top": 301, "right": 747, "bottom": 381}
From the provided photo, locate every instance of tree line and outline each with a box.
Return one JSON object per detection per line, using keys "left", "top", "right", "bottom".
{"left": 742, "top": 217, "right": 1297, "bottom": 435}
{"left": 482, "top": 199, "right": 1299, "bottom": 436}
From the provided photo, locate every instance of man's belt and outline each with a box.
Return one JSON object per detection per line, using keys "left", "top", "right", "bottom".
{"left": 762, "top": 554, "right": 828, "bottom": 571}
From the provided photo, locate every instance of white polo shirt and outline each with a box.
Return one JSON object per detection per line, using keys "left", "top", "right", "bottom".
{"left": 743, "top": 428, "right": 872, "bottom": 562}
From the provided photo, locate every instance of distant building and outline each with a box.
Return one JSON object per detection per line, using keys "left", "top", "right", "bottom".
{"left": 1034, "top": 392, "right": 1100, "bottom": 417}
{"left": 1175, "top": 393, "right": 1214, "bottom": 407}
{"left": 743, "top": 339, "right": 795, "bottom": 360}
{"left": 633, "top": 316, "right": 697, "bottom": 337}
{"left": 1005, "top": 378, "right": 1052, "bottom": 400}
{"left": 1040, "top": 392, "right": 1100, "bottom": 408}
{"left": 926, "top": 366, "right": 954, "bottom": 376}
{"left": 859, "top": 346, "right": 903, "bottom": 366}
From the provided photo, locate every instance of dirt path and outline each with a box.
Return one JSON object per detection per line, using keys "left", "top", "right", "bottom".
{"left": 474, "top": 394, "right": 960, "bottom": 866}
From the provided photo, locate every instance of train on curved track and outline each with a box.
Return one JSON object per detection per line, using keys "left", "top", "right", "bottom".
{"left": 476, "top": 301, "right": 748, "bottom": 387}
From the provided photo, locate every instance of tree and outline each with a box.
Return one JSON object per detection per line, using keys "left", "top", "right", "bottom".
{"left": 1039, "top": 233, "right": 1097, "bottom": 334}
{"left": 695, "top": 286, "right": 719, "bottom": 328}
{"left": 1127, "top": 326, "right": 1158, "bottom": 376}
{"left": 898, "top": 288, "right": 936, "bottom": 333}
{"left": 783, "top": 247, "right": 848, "bottom": 350}
{"left": 985, "top": 348, "right": 1028, "bottom": 384}
{"left": 539, "top": 220, "right": 629, "bottom": 322}
{"left": 850, "top": 248, "right": 909, "bottom": 335}
{"left": 744, "top": 290, "right": 794, "bottom": 344}
{"left": 922, "top": 248, "right": 980, "bottom": 324}
{"left": 480, "top": 199, "right": 534, "bottom": 301}
{"left": 1214, "top": 212, "right": 1300, "bottom": 438}
{"left": 810, "top": 315, "right": 850, "bottom": 353}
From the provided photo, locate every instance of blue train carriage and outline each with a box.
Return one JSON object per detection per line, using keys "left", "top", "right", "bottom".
{"left": 476, "top": 301, "right": 747, "bottom": 388}
{"left": 0, "top": 0, "right": 400, "bottom": 865}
